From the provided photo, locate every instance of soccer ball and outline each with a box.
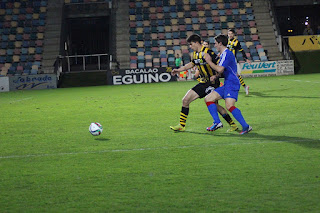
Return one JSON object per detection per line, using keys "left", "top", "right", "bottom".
{"left": 89, "top": 122, "right": 103, "bottom": 136}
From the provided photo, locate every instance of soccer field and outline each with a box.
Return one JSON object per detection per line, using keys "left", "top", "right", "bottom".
{"left": 1, "top": 74, "right": 320, "bottom": 212}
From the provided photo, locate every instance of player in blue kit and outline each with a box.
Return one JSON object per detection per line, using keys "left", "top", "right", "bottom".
{"left": 204, "top": 34, "right": 252, "bottom": 134}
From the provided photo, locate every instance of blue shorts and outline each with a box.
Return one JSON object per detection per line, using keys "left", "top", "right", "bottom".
{"left": 214, "top": 85, "right": 239, "bottom": 101}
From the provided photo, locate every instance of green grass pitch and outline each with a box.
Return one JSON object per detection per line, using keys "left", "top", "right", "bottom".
{"left": 0, "top": 74, "right": 320, "bottom": 212}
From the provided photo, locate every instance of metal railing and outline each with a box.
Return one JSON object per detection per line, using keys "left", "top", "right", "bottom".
{"left": 279, "top": 36, "right": 293, "bottom": 60}
{"left": 62, "top": 53, "right": 112, "bottom": 72}
{"left": 269, "top": 0, "right": 292, "bottom": 60}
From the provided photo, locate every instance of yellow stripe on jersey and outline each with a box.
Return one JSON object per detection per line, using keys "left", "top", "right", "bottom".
{"left": 192, "top": 47, "right": 214, "bottom": 83}
{"left": 228, "top": 38, "right": 238, "bottom": 55}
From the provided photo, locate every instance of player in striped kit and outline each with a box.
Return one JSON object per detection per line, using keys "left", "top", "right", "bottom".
{"left": 227, "top": 29, "right": 251, "bottom": 95}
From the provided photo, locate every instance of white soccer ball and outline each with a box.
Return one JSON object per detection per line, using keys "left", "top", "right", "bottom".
{"left": 89, "top": 122, "right": 103, "bottom": 136}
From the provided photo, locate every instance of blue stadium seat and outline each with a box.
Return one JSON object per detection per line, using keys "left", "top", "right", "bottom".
{"left": 211, "top": 4, "right": 217, "bottom": 10}
{"left": 6, "top": 49, "right": 13, "bottom": 55}
{"left": 159, "top": 40, "right": 166, "bottom": 46}
{"left": 157, "top": 26, "right": 164, "bottom": 32}
{"left": 248, "top": 14, "right": 254, "bottom": 21}
{"left": 215, "top": 29, "right": 222, "bottom": 35}
{"left": 191, "top": 18, "right": 198, "bottom": 24}
{"left": 136, "top": 14, "right": 143, "bottom": 21}
{"left": 252, "top": 56, "right": 260, "bottom": 61}
{"left": 257, "top": 48, "right": 265, "bottom": 53}
{"left": 135, "top": 2, "right": 142, "bottom": 8}
{"left": 155, "top": 1, "right": 162, "bottom": 7}
{"left": 136, "top": 21, "right": 143, "bottom": 27}
{"left": 144, "top": 41, "right": 151, "bottom": 47}
{"left": 205, "top": 17, "right": 212, "bottom": 23}
{"left": 170, "top": 6, "right": 176, "bottom": 12}
{"left": 206, "top": 23, "right": 214, "bottom": 30}
{"left": 260, "top": 55, "right": 268, "bottom": 61}
{"left": 241, "top": 15, "right": 247, "bottom": 21}
{"left": 219, "top": 10, "right": 225, "bottom": 16}
{"left": 1, "top": 42, "right": 8, "bottom": 49}
{"left": 152, "top": 40, "right": 158, "bottom": 47}
{"left": 158, "top": 20, "right": 164, "bottom": 26}
{"left": 237, "top": 36, "right": 244, "bottom": 42}
{"left": 214, "top": 23, "right": 220, "bottom": 29}
{"left": 30, "top": 69, "right": 38, "bottom": 75}
{"left": 137, "top": 56, "right": 145, "bottom": 61}
{"left": 232, "top": 9, "right": 239, "bottom": 15}
{"left": 173, "top": 32, "right": 179, "bottom": 39}
{"left": 186, "top": 24, "right": 192, "bottom": 31}
{"left": 20, "top": 55, "right": 27, "bottom": 62}
{"left": 129, "top": 9, "right": 135, "bottom": 15}
{"left": 163, "top": 6, "right": 170, "bottom": 13}
{"left": 2, "top": 35, "right": 8, "bottom": 41}
{"left": 137, "top": 48, "right": 144, "bottom": 53}
{"left": 0, "top": 56, "right": 5, "bottom": 63}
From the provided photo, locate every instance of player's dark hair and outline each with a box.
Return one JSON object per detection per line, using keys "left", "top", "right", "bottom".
{"left": 228, "top": 29, "right": 236, "bottom": 34}
{"left": 215, "top": 34, "right": 228, "bottom": 46}
{"left": 202, "top": 40, "right": 209, "bottom": 44}
{"left": 187, "top": 34, "right": 202, "bottom": 44}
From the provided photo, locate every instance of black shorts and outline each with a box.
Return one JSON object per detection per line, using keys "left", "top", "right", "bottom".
{"left": 192, "top": 80, "right": 220, "bottom": 99}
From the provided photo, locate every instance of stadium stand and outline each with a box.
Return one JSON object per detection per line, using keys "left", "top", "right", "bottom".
{"left": 0, "top": 0, "right": 48, "bottom": 76}
{"left": 129, "top": 0, "right": 268, "bottom": 69}
{"left": 0, "top": 0, "right": 113, "bottom": 76}
{"left": 0, "top": 0, "right": 271, "bottom": 75}
{"left": 64, "top": 0, "right": 112, "bottom": 4}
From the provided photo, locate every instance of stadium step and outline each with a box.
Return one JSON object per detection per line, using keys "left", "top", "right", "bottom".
{"left": 254, "top": 7, "right": 270, "bottom": 13}
{"left": 254, "top": 12, "right": 272, "bottom": 20}
{"left": 115, "top": 0, "right": 130, "bottom": 69}
{"left": 256, "top": 20, "right": 273, "bottom": 27}
{"left": 260, "top": 34, "right": 278, "bottom": 41}
{"left": 41, "top": 0, "right": 63, "bottom": 74}
{"left": 252, "top": 0, "right": 269, "bottom": 7}
{"left": 260, "top": 39, "right": 278, "bottom": 47}
{"left": 252, "top": 0, "right": 284, "bottom": 61}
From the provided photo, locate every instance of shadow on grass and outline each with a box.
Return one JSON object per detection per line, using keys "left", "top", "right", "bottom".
{"left": 179, "top": 130, "right": 320, "bottom": 149}
{"left": 94, "top": 138, "right": 110, "bottom": 141}
{"left": 173, "top": 130, "right": 214, "bottom": 136}
{"left": 238, "top": 132, "right": 320, "bottom": 149}
{"left": 248, "top": 91, "right": 320, "bottom": 99}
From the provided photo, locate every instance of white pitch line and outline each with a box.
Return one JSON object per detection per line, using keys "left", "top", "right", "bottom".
{"left": 9, "top": 97, "right": 33, "bottom": 103}
{"left": 0, "top": 139, "right": 317, "bottom": 160}
{"left": 287, "top": 79, "right": 319, "bottom": 84}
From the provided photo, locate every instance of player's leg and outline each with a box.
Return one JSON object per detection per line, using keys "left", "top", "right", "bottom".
{"left": 170, "top": 89, "right": 199, "bottom": 131}
{"left": 204, "top": 89, "right": 223, "bottom": 131}
{"left": 216, "top": 102, "right": 239, "bottom": 132}
{"left": 238, "top": 75, "right": 249, "bottom": 95}
{"left": 225, "top": 97, "right": 252, "bottom": 134}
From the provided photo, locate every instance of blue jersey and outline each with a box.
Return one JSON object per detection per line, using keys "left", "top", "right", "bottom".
{"left": 219, "top": 48, "right": 240, "bottom": 90}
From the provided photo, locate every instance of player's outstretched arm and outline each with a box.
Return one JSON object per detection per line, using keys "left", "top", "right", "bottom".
{"left": 171, "top": 62, "right": 194, "bottom": 76}
{"left": 204, "top": 53, "right": 225, "bottom": 73}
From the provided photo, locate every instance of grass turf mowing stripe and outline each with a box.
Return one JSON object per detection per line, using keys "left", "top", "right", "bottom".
{"left": 0, "top": 139, "right": 318, "bottom": 159}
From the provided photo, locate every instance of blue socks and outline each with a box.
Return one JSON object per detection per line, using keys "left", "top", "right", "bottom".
{"left": 206, "top": 102, "right": 221, "bottom": 124}
{"left": 229, "top": 106, "right": 249, "bottom": 129}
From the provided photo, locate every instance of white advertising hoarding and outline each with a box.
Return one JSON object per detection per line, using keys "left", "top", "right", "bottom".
{"left": 0, "top": 77, "right": 9, "bottom": 92}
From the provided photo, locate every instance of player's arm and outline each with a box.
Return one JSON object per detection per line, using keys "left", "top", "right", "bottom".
{"left": 203, "top": 53, "right": 225, "bottom": 73}
{"left": 194, "top": 69, "right": 200, "bottom": 78}
{"left": 236, "top": 42, "right": 251, "bottom": 63}
{"left": 193, "top": 69, "right": 201, "bottom": 81}
{"left": 171, "top": 62, "right": 194, "bottom": 76}
{"left": 210, "top": 51, "right": 220, "bottom": 64}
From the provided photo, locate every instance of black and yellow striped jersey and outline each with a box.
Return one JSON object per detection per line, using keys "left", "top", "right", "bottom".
{"left": 191, "top": 46, "right": 219, "bottom": 83}
{"left": 227, "top": 38, "right": 248, "bottom": 60}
